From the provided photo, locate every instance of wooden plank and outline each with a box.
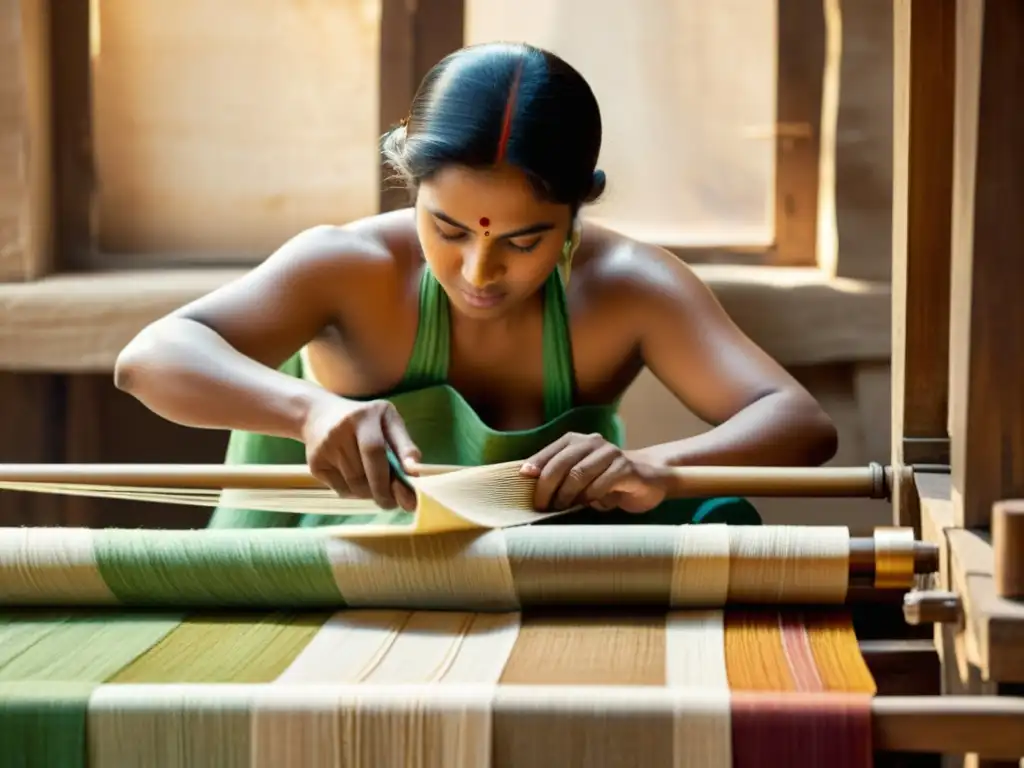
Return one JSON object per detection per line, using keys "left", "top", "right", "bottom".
{"left": 917, "top": 472, "right": 954, "bottom": 592}
{"left": 917, "top": 471, "right": 1024, "bottom": 684}
{"left": 0, "top": 0, "right": 53, "bottom": 281}
{"left": 0, "top": 266, "right": 892, "bottom": 373}
{"left": 860, "top": 639, "right": 940, "bottom": 696}
{"left": 889, "top": 0, "right": 956, "bottom": 530}
{"left": 772, "top": 0, "right": 825, "bottom": 266}
{"left": 947, "top": 526, "right": 1024, "bottom": 684}
{"left": 378, "top": 0, "right": 463, "bottom": 213}
{"left": 948, "top": 0, "right": 1024, "bottom": 529}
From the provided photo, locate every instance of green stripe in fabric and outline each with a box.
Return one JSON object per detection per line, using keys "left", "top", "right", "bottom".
{"left": 0, "top": 682, "right": 97, "bottom": 768}
{"left": 0, "top": 612, "right": 183, "bottom": 682}
{"left": 0, "top": 612, "right": 183, "bottom": 768}
{"left": 0, "top": 612, "right": 71, "bottom": 668}
{"left": 93, "top": 529, "right": 344, "bottom": 607}
{"left": 109, "top": 612, "right": 331, "bottom": 683}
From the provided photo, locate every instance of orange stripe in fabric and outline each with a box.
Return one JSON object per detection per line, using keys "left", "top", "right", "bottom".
{"left": 723, "top": 609, "right": 795, "bottom": 691}
{"left": 499, "top": 612, "right": 665, "bottom": 685}
{"left": 805, "top": 610, "right": 877, "bottom": 693}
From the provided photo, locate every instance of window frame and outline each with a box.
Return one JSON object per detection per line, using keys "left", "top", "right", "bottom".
{"left": 47, "top": 0, "right": 825, "bottom": 272}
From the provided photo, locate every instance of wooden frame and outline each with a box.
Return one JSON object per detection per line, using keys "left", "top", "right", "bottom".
{"left": 892, "top": 1, "right": 1024, "bottom": 764}
{"left": 11, "top": 0, "right": 829, "bottom": 277}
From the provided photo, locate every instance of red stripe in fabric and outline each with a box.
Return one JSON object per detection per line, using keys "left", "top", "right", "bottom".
{"left": 778, "top": 612, "right": 824, "bottom": 692}
{"left": 730, "top": 691, "right": 873, "bottom": 768}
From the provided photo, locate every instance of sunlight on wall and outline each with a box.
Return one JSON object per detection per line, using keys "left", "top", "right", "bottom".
{"left": 466, "top": 0, "right": 778, "bottom": 247}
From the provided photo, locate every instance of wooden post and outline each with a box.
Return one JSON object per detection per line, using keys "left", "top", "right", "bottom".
{"left": 992, "top": 501, "right": 1024, "bottom": 600}
{"left": 773, "top": 0, "right": 825, "bottom": 266}
{"left": 889, "top": 0, "right": 956, "bottom": 531}
{"left": 948, "top": 0, "right": 1024, "bottom": 530}
{"left": 378, "top": 0, "right": 463, "bottom": 213}
{"left": 0, "top": 0, "right": 53, "bottom": 281}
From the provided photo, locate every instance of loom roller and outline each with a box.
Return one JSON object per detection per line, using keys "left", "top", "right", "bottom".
{"left": 0, "top": 459, "right": 963, "bottom": 624}
{"left": 0, "top": 460, "right": 1019, "bottom": 760}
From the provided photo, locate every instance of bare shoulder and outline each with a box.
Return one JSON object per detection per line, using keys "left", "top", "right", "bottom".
{"left": 572, "top": 224, "right": 712, "bottom": 316}
{"left": 182, "top": 212, "right": 417, "bottom": 312}
{"left": 261, "top": 215, "right": 413, "bottom": 286}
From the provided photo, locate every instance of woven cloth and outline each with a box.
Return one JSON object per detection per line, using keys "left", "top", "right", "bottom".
{"left": 0, "top": 605, "right": 874, "bottom": 767}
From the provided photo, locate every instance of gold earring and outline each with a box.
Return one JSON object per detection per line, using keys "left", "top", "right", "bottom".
{"left": 558, "top": 224, "right": 583, "bottom": 285}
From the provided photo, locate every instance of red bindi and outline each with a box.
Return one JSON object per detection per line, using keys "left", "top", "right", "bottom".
{"left": 479, "top": 217, "right": 490, "bottom": 228}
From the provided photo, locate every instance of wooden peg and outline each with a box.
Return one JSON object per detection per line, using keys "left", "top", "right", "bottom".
{"left": 902, "top": 589, "right": 962, "bottom": 625}
{"left": 993, "top": 500, "right": 1024, "bottom": 600}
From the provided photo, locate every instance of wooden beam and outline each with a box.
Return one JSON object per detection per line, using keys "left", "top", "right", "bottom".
{"left": 0, "top": 266, "right": 892, "bottom": 373}
{"left": 378, "top": 0, "right": 463, "bottom": 213}
{"left": 948, "top": 0, "right": 1024, "bottom": 530}
{"left": 820, "top": 0, "right": 895, "bottom": 281}
{"left": 0, "top": 0, "right": 53, "bottom": 281}
{"left": 47, "top": 0, "right": 92, "bottom": 270}
{"left": 889, "top": 0, "right": 956, "bottom": 531}
{"left": 772, "top": 0, "right": 825, "bottom": 266}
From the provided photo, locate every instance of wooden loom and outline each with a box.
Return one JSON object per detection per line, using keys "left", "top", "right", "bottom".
{"left": 0, "top": 3, "right": 1022, "bottom": 768}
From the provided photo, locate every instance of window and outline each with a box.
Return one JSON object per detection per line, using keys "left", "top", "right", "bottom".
{"left": 51, "top": 0, "right": 824, "bottom": 271}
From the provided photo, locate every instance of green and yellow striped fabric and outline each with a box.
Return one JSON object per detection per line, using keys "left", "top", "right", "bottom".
{"left": 0, "top": 606, "right": 876, "bottom": 767}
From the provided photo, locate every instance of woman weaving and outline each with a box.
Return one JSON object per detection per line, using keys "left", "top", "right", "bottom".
{"left": 114, "top": 42, "right": 838, "bottom": 529}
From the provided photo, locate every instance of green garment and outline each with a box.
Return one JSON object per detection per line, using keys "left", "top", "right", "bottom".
{"left": 207, "top": 267, "right": 761, "bottom": 529}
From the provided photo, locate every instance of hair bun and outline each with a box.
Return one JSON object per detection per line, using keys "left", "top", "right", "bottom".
{"left": 584, "top": 169, "right": 606, "bottom": 203}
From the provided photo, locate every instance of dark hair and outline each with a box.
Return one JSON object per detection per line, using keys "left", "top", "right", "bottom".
{"left": 381, "top": 42, "right": 605, "bottom": 214}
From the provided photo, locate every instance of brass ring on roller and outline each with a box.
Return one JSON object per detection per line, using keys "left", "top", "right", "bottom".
{"left": 874, "top": 527, "right": 916, "bottom": 588}
{"left": 869, "top": 461, "right": 886, "bottom": 499}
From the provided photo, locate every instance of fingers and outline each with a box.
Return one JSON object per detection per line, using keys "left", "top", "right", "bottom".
{"left": 357, "top": 418, "right": 398, "bottom": 509}
{"left": 392, "top": 478, "right": 417, "bottom": 512}
{"left": 582, "top": 455, "right": 633, "bottom": 503}
{"left": 381, "top": 405, "right": 422, "bottom": 466}
{"left": 520, "top": 433, "right": 574, "bottom": 477}
{"left": 534, "top": 437, "right": 620, "bottom": 510}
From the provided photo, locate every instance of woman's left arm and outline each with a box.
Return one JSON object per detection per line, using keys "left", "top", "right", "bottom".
{"left": 522, "top": 243, "right": 838, "bottom": 512}
{"left": 628, "top": 246, "right": 838, "bottom": 469}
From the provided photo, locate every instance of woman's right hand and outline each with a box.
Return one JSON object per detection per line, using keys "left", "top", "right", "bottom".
{"left": 300, "top": 395, "right": 421, "bottom": 511}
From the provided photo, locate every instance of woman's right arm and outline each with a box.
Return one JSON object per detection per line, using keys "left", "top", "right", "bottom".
{"left": 114, "top": 225, "right": 353, "bottom": 440}
{"left": 114, "top": 226, "right": 420, "bottom": 510}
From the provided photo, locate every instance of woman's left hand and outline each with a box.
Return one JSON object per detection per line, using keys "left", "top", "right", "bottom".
{"left": 519, "top": 433, "right": 669, "bottom": 513}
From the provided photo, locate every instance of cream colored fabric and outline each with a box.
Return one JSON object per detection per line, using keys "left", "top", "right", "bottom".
{"left": 666, "top": 610, "right": 733, "bottom": 767}
{"left": 727, "top": 526, "right": 850, "bottom": 602}
{"left": 273, "top": 610, "right": 521, "bottom": 685}
{"left": 670, "top": 524, "right": 732, "bottom": 606}
{"left": 0, "top": 527, "right": 116, "bottom": 605}
{"left": 327, "top": 530, "right": 519, "bottom": 610}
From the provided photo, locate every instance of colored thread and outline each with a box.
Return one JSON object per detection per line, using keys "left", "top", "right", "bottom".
{"left": 93, "top": 528, "right": 344, "bottom": 607}
{"left": 0, "top": 614, "right": 182, "bottom": 768}
{"left": 0, "top": 606, "right": 876, "bottom": 766}
{"left": 723, "top": 610, "right": 797, "bottom": 691}
{"left": 4, "top": 524, "right": 857, "bottom": 610}
{"left": 109, "top": 612, "right": 330, "bottom": 683}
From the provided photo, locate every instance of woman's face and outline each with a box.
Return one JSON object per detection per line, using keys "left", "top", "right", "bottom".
{"left": 415, "top": 163, "right": 573, "bottom": 319}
